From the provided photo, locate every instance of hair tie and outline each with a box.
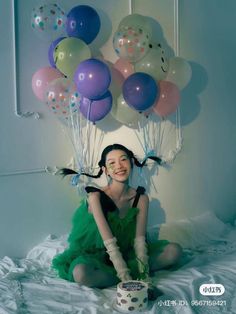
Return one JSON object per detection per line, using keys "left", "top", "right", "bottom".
{"left": 70, "top": 173, "right": 81, "bottom": 186}
{"left": 143, "top": 149, "right": 156, "bottom": 162}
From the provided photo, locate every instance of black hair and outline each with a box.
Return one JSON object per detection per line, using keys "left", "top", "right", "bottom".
{"left": 58, "top": 143, "right": 162, "bottom": 179}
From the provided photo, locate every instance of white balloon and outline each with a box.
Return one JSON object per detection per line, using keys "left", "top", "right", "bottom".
{"left": 135, "top": 45, "right": 169, "bottom": 81}
{"left": 111, "top": 94, "right": 140, "bottom": 128}
{"left": 166, "top": 57, "right": 192, "bottom": 90}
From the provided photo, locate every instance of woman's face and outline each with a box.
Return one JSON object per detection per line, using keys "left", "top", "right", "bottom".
{"left": 105, "top": 149, "right": 132, "bottom": 182}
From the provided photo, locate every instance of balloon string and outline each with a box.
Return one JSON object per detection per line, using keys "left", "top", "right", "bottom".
{"left": 74, "top": 112, "right": 83, "bottom": 169}
{"left": 94, "top": 128, "right": 104, "bottom": 169}
{"left": 136, "top": 120, "right": 146, "bottom": 153}
{"left": 91, "top": 124, "right": 96, "bottom": 169}
{"left": 83, "top": 101, "right": 92, "bottom": 170}
{"left": 68, "top": 106, "right": 81, "bottom": 170}
{"left": 159, "top": 118, "right": 166, "bottom": 153}
{"left": 141, "top": 115, "right": 147, "bottom": 154}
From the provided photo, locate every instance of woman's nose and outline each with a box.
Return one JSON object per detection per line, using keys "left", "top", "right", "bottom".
{"left": 116, "top": 160, "right": 122, "bottom": 167}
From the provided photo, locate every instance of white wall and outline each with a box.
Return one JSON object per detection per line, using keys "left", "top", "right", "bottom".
{"left": 0, "top": 0, "right": 235, "bottom": 258}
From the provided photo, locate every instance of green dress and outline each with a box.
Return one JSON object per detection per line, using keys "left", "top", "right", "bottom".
{"left": 52, "top": 186, "right": 169, "bottom": 282}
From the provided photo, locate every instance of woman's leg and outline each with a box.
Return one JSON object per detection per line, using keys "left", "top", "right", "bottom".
{"left": 149, "top": 243, "right": 183, "bottom": 272}
{"left": 73, "top": 264, "right": 119, "bottom": 288}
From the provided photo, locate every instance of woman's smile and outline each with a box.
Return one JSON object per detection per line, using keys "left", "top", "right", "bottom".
{"left": 115, "top": 169, "right": 126, "bottom": 175}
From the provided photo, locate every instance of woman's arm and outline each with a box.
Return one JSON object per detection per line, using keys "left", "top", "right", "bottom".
{"left": 88, "top": 191, "right": 132, "bottom": 281}
{"left": 134, "top": 193, "right": 150, "bottom": 278}
{"left": 134, "top": 194, "right": 159, "bottom": 299}
{"left": 135, "top": 194, "right": 149, "bottom": 237}
{"left": 87, "top": 191, "right": 113, "bottom": 241}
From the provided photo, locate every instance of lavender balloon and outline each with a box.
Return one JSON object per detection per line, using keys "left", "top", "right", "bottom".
{"left": 74, "top": 58, "right": 111, "bottom": 99}
{"left": 80, "top": 91, "right": 112, "bottom": 123}
{"left": 122, "top": 72, "right": 158, "bottom": 111}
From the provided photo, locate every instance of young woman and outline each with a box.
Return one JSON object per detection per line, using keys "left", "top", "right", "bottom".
{"left": 52, "top": 144, "right": 182, "bottom": 299}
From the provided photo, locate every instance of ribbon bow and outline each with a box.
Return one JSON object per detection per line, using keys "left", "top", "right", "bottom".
{"left": 70, "top": 173, "right": 81, "bottom": 186}
{"left": 143, "top": 149, "right": 156, "bottom": 162}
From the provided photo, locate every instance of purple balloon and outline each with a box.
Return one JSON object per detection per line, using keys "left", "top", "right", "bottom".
{"left": 122, "top": 72, "right": 158, "bottom": 111}
{"left": 48, "top": 37, "right": 66, "bottom": 68}
{"left": 80, "top": 91, "right": 112, "bottom": 123}
{"left": 66, "top": 5, "right": 101, "bottom": 44}
{"left": 74, "top": 58, "right": 111, "bottom": 100}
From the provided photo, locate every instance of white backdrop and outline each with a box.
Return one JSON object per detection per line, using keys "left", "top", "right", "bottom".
{"left": 0, "top": 0, "right": 236, "bottom": 258}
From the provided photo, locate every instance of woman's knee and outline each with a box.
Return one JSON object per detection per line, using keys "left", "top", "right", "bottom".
{"left": 165, "top": 242, "right": 183, "bottom": 264}
{"left": 72, "top": 263, "right": 118, "bottom": 288}
{"left": 73, "top": 264, "right": 91, "bottom": 285}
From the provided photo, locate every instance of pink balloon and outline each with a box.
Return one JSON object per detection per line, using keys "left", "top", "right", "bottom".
{"left": 114, "top": 58, "right": 134, "bottom": 79}
{"left": 153, "top": 81, "right": 180, "bottom": 117}
{"left": 32, "top": 66, "right": 64, "bottom": 101}
{"left": 102, "top": 59, "right": 125, "bottom": 99}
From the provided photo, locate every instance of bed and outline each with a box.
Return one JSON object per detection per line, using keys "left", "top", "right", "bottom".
{"left": 1, "top": 211, "right": 235, "bottom": 314}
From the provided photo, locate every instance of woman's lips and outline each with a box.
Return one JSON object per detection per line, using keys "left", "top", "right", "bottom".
{"left": 115, "top": 170, "right": 126, "bottom": 175}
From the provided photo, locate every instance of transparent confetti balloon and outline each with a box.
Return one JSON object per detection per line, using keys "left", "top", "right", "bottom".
{"left": 118, "top": 14, "right": 152, "bottom": 39}
{"left": 31, "top": 3, "right": 66, "bottom": 41}
{"left": 44, "top": 78, "right": 81, "bottom": 121}
{"left": 113, "top": 26, "right": 150, "bottom": 63}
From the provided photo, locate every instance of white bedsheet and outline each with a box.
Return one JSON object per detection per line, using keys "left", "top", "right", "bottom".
{"left": 1, "top": 213, "right": 236, "bottom": 314}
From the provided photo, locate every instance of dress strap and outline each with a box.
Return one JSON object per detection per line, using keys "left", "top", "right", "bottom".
{"left": 132, "top": 186, "right": 146, "bottom": 207}
{"left": 85, "top": 186, "right": 117, "bottom": 215}
{"left": 85, "top": 186, "right": 101, "bottom": 193}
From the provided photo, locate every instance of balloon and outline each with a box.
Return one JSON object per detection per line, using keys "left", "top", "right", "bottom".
{"left": 111, "top": 93, "right": 140, "bottom": 127}
{"left": 114, "top": 58, "right": 134, "bottom": 79}
{"left": 53, "top": 37, "right": 91, "bottom": 79}
{"left": 31, "top": 4, "right": 66, "bottom": 41}
{"left": 153, "top": 81, "right": 180, "bottom": 117}
{"left": 66, "top": 5, "right": 101, "bottom": 44}
{"left": 166, "top": 57, "right": 192, "bottom": 90}
{"left": 122, "top": 72, "right": 158, "bottom": 111}
{"left": 74, "top": 58, "right": 111, "bottom": 100}
{"left": 135, "top": 44, "right": 169, "bottom": 81}
{"left": 99, "top": 59, "right": 125, "bottom": 103}
{"left": 80, "top": 91, "right": 112, "bottom": 123}
{"left": 113, "top": 26, "right": 150, "bottom": 63}
{"left": 118, "top": 14, "right": 152, "bottom": 38}
{"left": 44, "top": 78, "right": 81, "bottom": 120}
{"left": 48, "top": 36, "right": 65, "bottom": 68}
{"left": 32, "top": 66, "right": 64, "bottom": 101}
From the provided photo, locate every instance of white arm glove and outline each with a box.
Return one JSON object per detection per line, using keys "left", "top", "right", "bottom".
{"left": 134, "top": 236, "right": 162, "bottom": 300}
{"left": 104, "top": 237, "right": 132, "bottom": 282}
{"left": 134, "top": 236, "right": 151, "bottom": 282}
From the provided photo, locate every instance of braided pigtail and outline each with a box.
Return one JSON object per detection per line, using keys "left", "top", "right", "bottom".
{"left": 56, "top": 168, "right": 79, "bottom": 177}
{"left": 56, "top": 167, "right": 103, "bottom": 187}
{"left": 57, "top": 167, "right": 103, "bottom": 178}
{"left": 80, "top": 168, "right": 103, "bottom": 178}
{"left": 132, "top": 155, "right": 162, "bottom": 168}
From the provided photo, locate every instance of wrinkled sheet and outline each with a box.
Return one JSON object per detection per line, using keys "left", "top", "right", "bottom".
{"left": 1, "top": 220, "right": 236, "bottom": 313}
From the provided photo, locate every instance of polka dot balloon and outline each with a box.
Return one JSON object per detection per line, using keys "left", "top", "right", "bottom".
{"left": 44, "top": 78, "right": 81, "bottom": 121}
{"left": 31, "top": 3, "right": 66, "bottom": 41}
{"left": 113, "top": 26, "right": 150, "bottom": 63}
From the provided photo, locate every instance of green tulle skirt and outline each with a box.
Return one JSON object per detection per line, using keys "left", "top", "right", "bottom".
{"left": 52, "top": 199, "right": 169, "bottom": 281}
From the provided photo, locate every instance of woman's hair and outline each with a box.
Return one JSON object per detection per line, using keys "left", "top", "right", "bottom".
{"left": 58, "top": 143, "right": 162, "bottom": 179}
